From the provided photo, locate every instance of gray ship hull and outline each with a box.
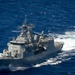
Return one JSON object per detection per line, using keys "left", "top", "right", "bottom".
{"left": 0, "top": 42, "right": 63, "bottom": 67}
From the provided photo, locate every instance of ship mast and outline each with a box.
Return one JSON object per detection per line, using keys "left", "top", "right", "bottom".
{"left": 21, "top": 19, "right": 27, "bottom": 34}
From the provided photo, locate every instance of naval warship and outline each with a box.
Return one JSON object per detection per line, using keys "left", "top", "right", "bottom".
{"left": 0, "top": 21, "right": 64, "bottom": 67}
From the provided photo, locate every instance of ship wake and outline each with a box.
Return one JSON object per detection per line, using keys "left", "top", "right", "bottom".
{"left": 0, "top": 31, "right": 75, "bottom": 71}
{"left": 0, "top": 64, "right": 30, "bottom": 71}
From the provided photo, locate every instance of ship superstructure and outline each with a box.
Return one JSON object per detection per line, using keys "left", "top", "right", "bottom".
{"left": 0, "top": 20, "right": 64, "bottom": 66}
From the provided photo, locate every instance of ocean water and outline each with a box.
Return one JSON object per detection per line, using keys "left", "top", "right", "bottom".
{"left": 0, "top": 0, "right": 75, "bottom": 75}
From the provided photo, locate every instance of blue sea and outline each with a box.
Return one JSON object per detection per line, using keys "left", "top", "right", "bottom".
{"left": 0, "top": 0, "right": 75, "bottom": 75}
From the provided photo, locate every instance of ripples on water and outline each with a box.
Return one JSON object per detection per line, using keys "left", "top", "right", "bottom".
{"left": 0, "top": 0, "right": 75, "bottom": 75}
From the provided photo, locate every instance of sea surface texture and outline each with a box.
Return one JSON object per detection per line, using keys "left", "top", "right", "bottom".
{"left": 0, "top": 0, "right": 75, "bottom": 75}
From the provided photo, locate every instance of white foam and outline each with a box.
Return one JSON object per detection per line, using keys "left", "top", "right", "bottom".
{"left": 0, "top": 53, "right": 2, "bottom": 57}
{"left": 54, "top": 31, "right": 75, "bottom": 51}
{"left": 9, "top": 67, "right": 28, "bottom": 71}
{"left": 33, "top": 52, "right": 72, "bottom": 68}
{"left": 9, "top": 64, "right": 29, "bottom": 71}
